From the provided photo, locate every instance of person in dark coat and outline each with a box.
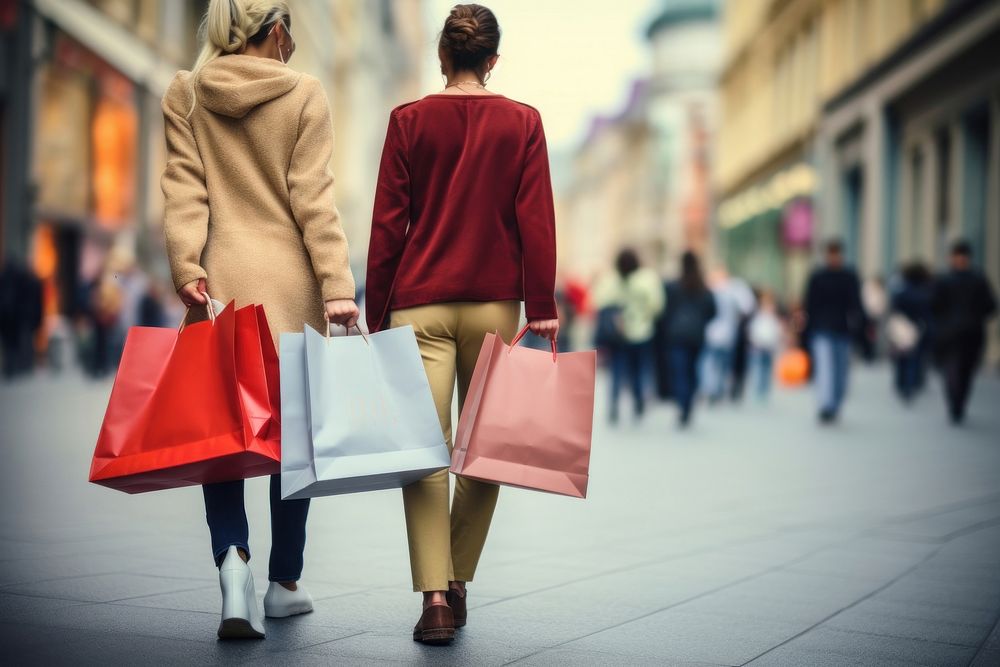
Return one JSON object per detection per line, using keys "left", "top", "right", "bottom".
{"left": 888, "top": 262, "right": 932, "bottom": 402}
{"left": 0, "top": 257, "right": 43, "bottom": 379}
{"left": 931, "top": 240, "right": 997, "bottom": 424}
{"left": 804, "top": 239, "right": 865, "bottom": 423}
{"left": 662, "top": 251, "right": 716, "bottom": 427}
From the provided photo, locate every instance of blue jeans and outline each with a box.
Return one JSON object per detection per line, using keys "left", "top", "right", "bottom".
{"left": 203, "top": 474, "right": 309, "bottom": 582}
{"left": 669, "top": 344, "right": 700, "bottom": 422}
{"left": 751, "top": 349, "right": 774, "bottom": 400}
{"left": 700, "top": 345, "right": 731, "bottom": 400}
{"left": 610, "top": 342, "right": 650, "bottom": 420}
{"left": 811, "top": 332, "right": 851, "bottom": 414}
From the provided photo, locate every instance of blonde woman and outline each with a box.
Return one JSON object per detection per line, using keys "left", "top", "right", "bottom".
{"left": 161, "top": 0, "right": 357, "bottom": 639}
{"left": 367, "top": 4, "right": 559, "bottom": 645}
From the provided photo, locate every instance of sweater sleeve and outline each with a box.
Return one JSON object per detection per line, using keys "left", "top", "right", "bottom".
{"left": 288, "top": 78, "right": 355, "bottom": 302}
{"left": 515, "top": 112, "right": 558, "bottom": 321}
{"left": 161, "top": 75, "right": 209, "bottom": 292}
{"left": 365, "top": 111, "right": 409, "bottom": 333}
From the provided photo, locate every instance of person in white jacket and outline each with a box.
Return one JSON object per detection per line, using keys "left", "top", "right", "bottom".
{"left": 748, "top": 289, "right": 783, "bottom": 401}
{"left": 702, "top": 269, "right": 755, "bottom": 402}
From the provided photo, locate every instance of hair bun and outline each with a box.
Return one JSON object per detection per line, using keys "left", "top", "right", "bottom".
{"left": 439, "top": 4, "right": 500, "bottom": 67}
{"left": 444, "top": 16, "right": 478, "bottom": 47}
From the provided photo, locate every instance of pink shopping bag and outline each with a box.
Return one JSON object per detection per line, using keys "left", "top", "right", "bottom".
{"left": 451, "top": 325, "right": 596, "bottom": 498}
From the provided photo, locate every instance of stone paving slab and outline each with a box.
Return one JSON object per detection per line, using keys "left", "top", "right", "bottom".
{"left": 1, "top": 365, "right": 999, "bottom": 664}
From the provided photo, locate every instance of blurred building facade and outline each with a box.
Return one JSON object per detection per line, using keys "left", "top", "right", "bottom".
{"left": 0, "top": 0, "right": 423, "bottom": 332}
{"left": 557, "top": 0, "right": 722, "bottom": 281}
{"left": 717, "top": 0, "right": 999, "bottom": 316}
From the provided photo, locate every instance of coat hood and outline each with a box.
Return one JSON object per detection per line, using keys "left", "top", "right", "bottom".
{"left": 195, "top": 55, "right": 301, "bottom": 119}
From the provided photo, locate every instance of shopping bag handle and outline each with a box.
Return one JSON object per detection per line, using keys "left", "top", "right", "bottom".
{"left": 178, "top": 292, "right": 216, "bottom": 332}
{"left": 324, "top": 313, "right": 370, "bottom": 346}
{"left": 510, "top": 324, "right": 557, "bottom": 363}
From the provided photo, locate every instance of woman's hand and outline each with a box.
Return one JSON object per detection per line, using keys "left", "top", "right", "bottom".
{"left": 178, "top": 278, "right": 208, "bottom": 307}
{"left": 528, "top": 318, "right": 560, "bottom": 342}
{"left": 325, "top": 299, "right": 360, "bottom": 329}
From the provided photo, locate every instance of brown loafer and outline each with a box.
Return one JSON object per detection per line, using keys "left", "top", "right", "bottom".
{"left": 412, "top": 604, "right": 455, "bottom": 645}
{"left": 446, "top": 589, "right": 467, "bottom": 628}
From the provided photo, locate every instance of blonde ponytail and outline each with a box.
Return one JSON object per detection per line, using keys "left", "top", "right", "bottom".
{"left": 187, "top": 0, "right": 291, "bottom": 117}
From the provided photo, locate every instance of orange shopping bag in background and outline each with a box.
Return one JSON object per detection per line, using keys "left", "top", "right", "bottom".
{"left": 451, "top": 326, "right": 596, "bottom": 498}
{"left": 89, "top": 300, "right": 281, "bottom": 493}
{"left": 777, "top": 347, "right": 810, "bottom": 386}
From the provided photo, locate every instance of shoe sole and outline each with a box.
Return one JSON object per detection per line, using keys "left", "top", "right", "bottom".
{"left": 264, "top": 604, "right": 314, "bottom": 619}
{"left": 412, "top": 628, "right": 455, "bottom": 645}
{"left": 218, "top": 617, "right": 265, "bottom": 640}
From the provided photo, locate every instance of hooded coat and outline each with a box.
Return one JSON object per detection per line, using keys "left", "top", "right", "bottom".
{"left": 161, "top": 54, "right": 354, "bottom": 341}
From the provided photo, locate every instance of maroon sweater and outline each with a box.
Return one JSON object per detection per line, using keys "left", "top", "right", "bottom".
{"left": 365, "top": 94, "right": 558, "bottom": 332}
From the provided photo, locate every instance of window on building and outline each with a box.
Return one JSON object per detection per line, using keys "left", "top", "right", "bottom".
{"left": 934, "top": 128, "right": 951, "bottom": 266}
{"left": 910, "top": 148, "right": 924, "bottom": 259}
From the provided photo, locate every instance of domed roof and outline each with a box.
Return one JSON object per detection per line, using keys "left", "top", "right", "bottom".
{"left": 645, "top": 0, "right": 719, "bottom": 38}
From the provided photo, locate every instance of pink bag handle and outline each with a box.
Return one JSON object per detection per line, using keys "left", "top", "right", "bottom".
{"left": 509, "top": 324, "right": 557, "bottom": 363}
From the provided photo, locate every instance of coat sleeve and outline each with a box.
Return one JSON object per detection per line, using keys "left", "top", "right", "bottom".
{"left": 515, "top": 112, "right": 558, "bottom": 321}
{"left": 161, "top": 75, "right": 209, "bottom": 292}
{"left": 365, "top": 110, "right": 410, "bottom": 333}
{"left": 288, "top": 78, "right": 355, "bottom": 302}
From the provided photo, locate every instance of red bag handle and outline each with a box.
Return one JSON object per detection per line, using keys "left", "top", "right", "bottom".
{"left": 509, "top": 324, "right": 558, "bottom": 363}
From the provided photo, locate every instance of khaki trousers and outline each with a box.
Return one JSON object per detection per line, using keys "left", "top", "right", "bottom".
{"left": 390, "top": 301, "right": 521, "bottom": 592}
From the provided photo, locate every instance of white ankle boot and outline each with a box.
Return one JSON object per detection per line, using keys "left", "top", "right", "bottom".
{"left": 217, "top": 546, "right": 265, "bottom": 639}
{"left": 263, "top": 582, "right": 314, "bottom": 618}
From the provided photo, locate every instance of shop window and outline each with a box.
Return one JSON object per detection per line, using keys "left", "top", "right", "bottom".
{"left": 962, "top": 105, "right": 990, "bottom": 264}
{"left": 92, "top": 73, "right": 137, "bottom": 229}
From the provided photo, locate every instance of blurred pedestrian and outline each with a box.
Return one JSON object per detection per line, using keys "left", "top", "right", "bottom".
{"left": 728, "top": 279, "right": 756, "bottom": 402}
{"left": 804, "top": 239, "right": 865, "bottom": 423}
{"left": 88, "top": 270, "right": 123, "bottom": 378}
{"left": 887, "top": 262, "right": 932, "bottom": 403}
{"left": 860, "top": 275, "right": 888, "bottom": 362}
{"left": 594, "top": 249, "right": 665, "bottom": 424}
{"left": 0, "top": 256, "right": 44, "bottom": 379}
{"left": 662, "top": 251, "right": 716, "bottom": 427}
{"left": 930, "top": 240, "right": 997, "bottom": 425}
{"left": 366, "top": 4, "right": 559, "bottom": 643}
{"left": 748, "top": 289, "right": 782, "bottom": 402}
{"left": 702, "top": 267, "right": 755, "bottom": 403}
{"left": 161, "top": 0, "right": 360, "bottom": 639}
{"left": 139, "top": 279, "right": 169, "bottom": 328}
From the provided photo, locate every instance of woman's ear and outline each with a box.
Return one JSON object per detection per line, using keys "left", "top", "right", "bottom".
{"left": 487, "top": 54, "right": 500, "bottom": 72}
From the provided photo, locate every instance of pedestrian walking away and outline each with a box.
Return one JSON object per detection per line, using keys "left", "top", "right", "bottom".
{"left": 160, "top": 0, "right": 359, "bottom": 639}
{"left": 593, "top": 249, "right": 664, "bottom": 424}
{"left": 702, "top": 267, "right": 755, "bottom": 404}
{"left": 748, "top": 289, "right": 783, "bottom": 402}
{"left": 888, "top": 262, "right": 932, "bottom": 403}
{"left": 804, "top": 239, "right": 865, "bottom": 423}
{"left": 365, "top": 3, "right": 559, "bottom": 645}
{"left": 662, "top": 251, "right": 716, "bottom": 427}
{"left": 930, "top": 240, "right": 997, "bottom": 425}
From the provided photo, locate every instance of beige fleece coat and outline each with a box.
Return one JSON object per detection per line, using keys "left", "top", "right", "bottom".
{"left": 161, "top": 54, "right": 354, "bottom": 341}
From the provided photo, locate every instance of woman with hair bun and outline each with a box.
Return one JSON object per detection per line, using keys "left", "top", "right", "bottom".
{"left": 161, "top": 0, "right": 358, "bottom": 639}
{"left": 367, "top": 3, "right": 559, "bottom": 645}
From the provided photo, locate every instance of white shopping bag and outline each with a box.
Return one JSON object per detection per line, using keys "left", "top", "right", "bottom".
{"left": 280, "top": 325, "right": 450, "bottom": 499}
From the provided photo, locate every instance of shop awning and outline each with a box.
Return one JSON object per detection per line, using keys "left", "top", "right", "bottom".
{"left": 32, "top": 0, "right": 176, "bottom": 96}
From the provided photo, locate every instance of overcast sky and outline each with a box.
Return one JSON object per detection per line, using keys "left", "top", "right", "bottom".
{"left": 421, "top": 0, "right": 661, "bottom": 153}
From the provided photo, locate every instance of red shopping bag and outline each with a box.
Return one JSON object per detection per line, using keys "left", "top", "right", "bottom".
{"left": 451, "top": 326, "right": 596, "bottom": 498}
{"left": 89, "top": 301, "right": 281, "bottom": 493}
{"left": 234, "top": 304, "right": 281, "bottom": 441}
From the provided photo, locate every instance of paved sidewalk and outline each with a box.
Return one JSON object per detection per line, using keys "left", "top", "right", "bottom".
{"left": 1, "top": 364, "right": 999, "bottom": 665}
